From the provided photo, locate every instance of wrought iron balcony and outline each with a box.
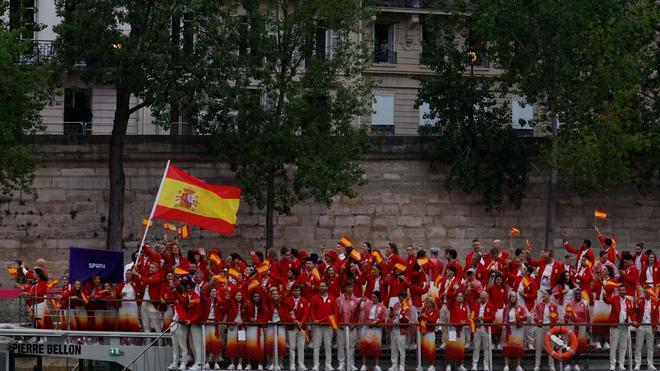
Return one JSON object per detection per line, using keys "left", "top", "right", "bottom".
{"left": 18, "top": 40, "right": 56, "bottom": 64}
{"left": 378, "top": 0, "right": 456, "bottom": 9}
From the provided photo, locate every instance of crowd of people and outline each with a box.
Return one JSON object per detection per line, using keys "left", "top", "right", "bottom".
{"left": 12, "top": 226, "right": 660, "bottom": 371}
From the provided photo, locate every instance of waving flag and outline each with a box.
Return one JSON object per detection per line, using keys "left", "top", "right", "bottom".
{"left": 163, "top": 222, "right": 177, "bottom": 231}
{"left": 510, "top": 227, "right": 521, "bottom": 236}
{"left": 153, "top": 164, "right": 241, "bottom": 236}
{"left": 177, "top": 225, "right": 191, "bottom": 239}
{"left": 371, "top": 250, "right": 384, "bottom": 264}
{"left": 594, "top": 209, "right": 608, "bottom": 220}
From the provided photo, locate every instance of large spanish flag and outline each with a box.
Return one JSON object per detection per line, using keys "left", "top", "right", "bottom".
{"left": 152, "top": 164, "right": 240, "bottom": 235}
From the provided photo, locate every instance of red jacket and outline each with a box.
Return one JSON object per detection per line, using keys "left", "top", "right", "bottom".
{"left": 619, "top": 266, "right": 639, "bottom": 297}
{"left": 449, "top": 301, "right": 469, "bottom": 325}
{"left": 527, "top": 257, "right": 563, "bottom": 290}
{"left": 532, "top": 301, "right": 559, "bottom": 324}
{"left": 512, "top": 275, "right": 538, "bottom": 311}
{"left": 487, "top": 284, "right": 508, "bottom": 310}
{"left": 635, "top": 296, "right": 659, "bottom": 326}
{"left": 285, "top": 296, "right": 310, "bottom": 324}
{"left": 310, "top": 294, "right": 338, "bottom": 325}
{"left": 640, "top": 262, "right": 660, "bottom": 287}
{"left": 135, "top": 270, "right": 164, "bottom": 304}
{"left": 575, "top": 266, "right": 593, "bottom": 304}
{"left": 603, "top": 294, "right": 635, "bottom": 324}
{"left": 418, "top": 305, "right": 439, "bottom": 332}
{"left": 563, "top": 242, "right": 595, "bottom": 266}
{"left": 470, "top": 300, "right": 496, "bottom": 327}
{"left": 200, "top": 296, "right": 223, "bottom": 322}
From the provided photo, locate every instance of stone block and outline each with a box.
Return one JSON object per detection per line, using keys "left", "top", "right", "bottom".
{"left": 356, "top": 215, "right": 371, "bottom": 226}
{"left": 401, "top": 204, "right": 427, "bottom": 216}
{"left": 334, "top": 216, "right": 356, "bottom": 227}
{"left": 317, "top": 215, "right": 335, "bottom": 228}
{"left": 35, "top": 188, "right": 67, "bottom": 201}
{"left": 61, "top": 168, "right": 95, "bottom": 176}
{"left": 398, "top": 216, "right": 422, "bottom": 227}
{"left": 383, "top": 173, "right": 401, "bottom": 180}
{"left": 375, "top": 204, "right": 399, "bottom": 215}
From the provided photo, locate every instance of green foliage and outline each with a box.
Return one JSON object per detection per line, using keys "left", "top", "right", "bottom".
{"left": 202, "top": 0, "right": 373, "bottom": 219}
{"left": 416, "top": 21, "right": 529, "bottom": 210}
{"left": 474, "top": 0, "right": 659, "bottom": 193}
{"left": 0, "top": 6, "right": 50, "bottom": 195}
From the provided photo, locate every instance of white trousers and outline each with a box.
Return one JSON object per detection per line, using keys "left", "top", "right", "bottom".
{"left": 140, "top": 302, "right": 162, "bottom": 333}
{"left": 172, "top": 323, "right": 190, "bottom": 365}
{"left": 190, "top": 324, "right": 203, "bottom": 365}
{"left": 312, "top": 326, "right": 334, "bottom": 370}
{"left": 337, "top": 327, "right": 357, "bottom": 368}
{"left": 534, "top": 326, "right": 555, "bottom": 369}
{"left": 472, "top": 328, "right": 491, "bottom": 369}
{"left": 288, "top": 329, "right": 306, "bottom": 368}
{"left": 635, "top": 325, "right": 654, "bottom": 368}
{"left": 609, "top": 326, "right": 630, "bottom": 368}
{"left": 390, "top": 329, "right": 406, "bottom": 369}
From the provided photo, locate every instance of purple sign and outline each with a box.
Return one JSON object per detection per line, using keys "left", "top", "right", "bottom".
{"left": 68, "top": 247, "right": 124, "bottom": 283}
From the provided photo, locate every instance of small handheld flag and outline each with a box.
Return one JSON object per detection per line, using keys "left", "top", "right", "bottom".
{"left": 581, "top": 289, "right": 590, "bottom": 302}
{"left": 213, "top": 274, "right": 228, "bottom": 284}
{"left": 417, "top": 256, "right": 430, "bottom": 267}
{"left": 247, "top": 279, "right": 260, "bottom": 291}
{"left": 338, "top": 236, "right": 353, "bottom": 248}
{"left": 468, "top": 311, "right": 476, "bottom": 333}
{"left": 208, "top": 250, "right": 222, "bottom": 265}
{"left": 142, "top": 217, "right": 153, "bottom": 227}
{"left": 6, "top": 267, "right": 18, "bottom": 277}
{"left": 328, "top": 314, "right": 339, "bottom": 330}
{"left": 228, "top": 268, "right": 241, "bottom": 281}
{"left": 256, "top": 263, "right": 269, "bottom": 275}
{"left": 594, "top": 209, "right": 608, "bottom": 220}
{"left": 349, "top": 249, "right": 362, "bottom": 261}
{"left": 394, "top": 263, "right": 407, "bottom": 272}
{"left": 173, "top": 267, "right": 189, "bottom": 276}
{"left": 434, "top": 274, "right": 444, "bottom": 288}
{"left": 525, "top": 239, "right": 532, "bottom": 250}
{"left": 510, "top": 227, "right": 521, "bottom": 236}
{"left": 371, "top": 250, "right": 384, "bottom": 264}
{"left": 521, "top": 276, "right": 530, "bottom": 288}
{"left": 419, "top": 320, "right": 427, "bottom": 334}
{"left": 177, "top": 225, "right": 191, "bottom": 239}
{"left": 311, "top": 267, "right": 321, "bottom": 281}
{"left": 163, "top": 222, "right": 177, "bottom": 231}
{"left": 47, "top": 280, "right": 59, "bottom": 289}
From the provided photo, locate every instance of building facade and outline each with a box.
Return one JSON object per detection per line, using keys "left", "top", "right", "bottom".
{"left": 4, "top": 0, "right": 539, "bottom": 137}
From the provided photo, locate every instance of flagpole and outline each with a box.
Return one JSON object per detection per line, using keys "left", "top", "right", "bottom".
{"left": 136, "top": 160, "right": 171, "bottom": 264}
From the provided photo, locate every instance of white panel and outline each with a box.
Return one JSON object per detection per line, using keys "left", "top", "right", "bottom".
{"left": 512, "top": 98, "right": 533, "bottom": 128}
{"left": 418, "top": 102, "right": 439, "bottom": 126}
{"left": 372, "top": 95, "right": 394, "bottom": 125}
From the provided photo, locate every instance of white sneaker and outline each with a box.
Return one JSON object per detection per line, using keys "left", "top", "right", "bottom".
{"left": 619, "top": 365, "right": 626, "bottom": 371}
{"left": 634, "top": 365, "right": 641, "bottom": 371}
{"left": 388, "top": 367, "right": 397, "bottom": 371}
{"left": 268, "top": 365, "right": 274, "bottom": 371}
{"left": 168, "top": 362, "right": 179, "bottom": 370}
{"left": 427, "top": 366, "right": 435, "bottom": 371}
{"left": 338, "top": 364, "right": 344, "bottom": 371}
{"left": 533, "top": 368, "right": 540, "bottom": 371}
{"left": 259, "top": 365, "right": 264, "bottom": 371}
{"left": 178, "top": 362, "right": 187, "bottom": 371}
{"left": 214, "top": 364, "right": 221, "bottom": 370}
{"left": 609, "top": 366, "right": 615, "bottom": 371}
{"left": 603, "top": 342, "right": 611, "bottom": 350}
{"left": 189, "top": 364, "right": 201, "bottom": 371}
{"left": 360, "top": 366, "right": 367, "bottom": 371}
{"left": 595, "top": 342, "right": 602, "bottom": 349}
{"left": 573, "top": 366, "right": 580, "bottom": 371}
{"left": 299, "top": 365, "right": 308, "bottom": 371}
{"left": 374, "top": 367, "right": 381, "bottom": 371}
{"left": 399, "top": 366, "right": 405, "bottom": 371}
{"left": 439, "top": 343, "right": 446, "bottom": 349}
{"left": 503, "top": 367, "right": 509, "bottom": 371}
{"left": 649, "top": 365, "right": 657, "bottom": 371}
{"left": 458, "top": 366, "right": 467, "bottom": 371}
{"left": 351, "top": 366, "right": 358, "bottom": 371}
{"left": 445, "top": 366, "right": 451, "bottom": 371}
{"left": 326, "top": 366, "right": 334, "bottom": 371}
{"left": 564, "top": 366, "right": 572, "bottom": 371}
{"left": 550, "top": 367, "right": 556, "bottom": 371}
{"left": 516, "top": 366, "right": 523, "bottom": 371}
{"left": 228, "top": 364, "right": 236, "bottom": 370}
{"left": 238, "top": 364, "right": 244, "bottom": 370}
{"left": 471, "top": 364, "right": 477, "bottom": 371}
{"left": 205, "top": 363, "right": 212, "bottom": 370}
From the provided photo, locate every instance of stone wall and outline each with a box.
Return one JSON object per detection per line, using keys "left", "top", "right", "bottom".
{"left": 1, "top": 136, "right": 659, "bottom": 287}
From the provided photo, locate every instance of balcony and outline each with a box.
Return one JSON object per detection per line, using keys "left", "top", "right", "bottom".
{"left": 18, "top": 40, "right": 55, "bottom": 64}
{"left": 378, "top": 0, "right": 458, "bottom": 9}
{"left": 42, "top": 121, "right": 194, "bottom": 135}
{"left": 373, "top": 49, "right": 397, "bottom": 64}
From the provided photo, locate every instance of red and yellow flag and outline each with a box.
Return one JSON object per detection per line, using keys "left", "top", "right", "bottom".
{"left": 173, "top": 266, "right": 189, "bottom": 276}
{"left": 401, "top": 298, "right": 410, "bottom": 312}
{"left": 434, "top": 274, "right": 444, "bottom": 288}
{"left": 371, "top": 250, "right": 384, "bottom": 264}
{"left": 47, "top": 280, "right": 59, "bottom": 289}
{"left": 419, "top": 320, "right": 427, "bottom": 334}
{"left": 153, "top": 164, "right": 241, "bottom": 235}
{"left": 208, "top": 250, "right": 222, "bottom": 265}
{"left": 394, "top": 263, "right": 407, "bottom": 272}
{"left": 581, "top": 289, "right": 590, "bottom": 302}
{"left": 328, "top": 314, "right": 338, "bottom": 330}
{"left": 468, "top": 311, "right": 476, "bottom": 333}
{"left": 256, "top": 263, "right": 269, "bottom": 275}
{"left": 247, "top": 279, "right": 260, "bottom": 291}
{"left": 177, "top": 225, "right": 191, "bottom": 239}
{"left": 594, "top": 209, "right": 608, "bottom": 220}
{"left": 311, "top": 267, "right": 321, "bottom": 281}
{"left": 6, "top": 267, "right": 18, "bottom": 277}
{"left": 142, "top": 217, "right": 153, "bottom": 227}
{"left": 338, "top": 236, "right": 353, "bottom": 248}
{"left": 163, "top": 222, "right": 177, "bottom": 231}
{"left": 349, "top": 249, "right": 362, "bottom": 261}
{"left": 510, "top": 227, "right": 521, "bottom": 236}
{"left": 213, "top": 274, "right": 228, "bottom": 284}
{"left": 417, "top": 256, "right": 430, "bottom": 267}
{"left": 521, "top": 276, "right": 530, "bottom": 288}
{"left": 525, "top": 239, "right": 532, "bottom": 250}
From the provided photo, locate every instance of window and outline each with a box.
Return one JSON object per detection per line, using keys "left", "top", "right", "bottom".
{"left": 325, "top": 29, "right": 338, "bottom": 61}
{"left": 9, "top": 0, "right": 35, "bottom": 39}
{"left": 63, "top": 88, "right": 93, "bottom": 135}
{"left": 418, "top": 102, "right": 440, "bottom": 126}
{"left": 374, "top": 23, "right": 396, "bottom": 64}
{"left": 371, "top": 95, "right": 395, "bottom": 134}
{"left": 468, "top": 32, "right": 490, "bottom": 68}
{"left": 512, "top": 97, "right": 533, "bottom": 135}
{"left": 420, "top": 21, "right": 442, "bottom": 65}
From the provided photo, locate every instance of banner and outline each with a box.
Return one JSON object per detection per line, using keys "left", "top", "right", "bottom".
{"left": 68, "top": 247, "right": 124, "bottom": 283}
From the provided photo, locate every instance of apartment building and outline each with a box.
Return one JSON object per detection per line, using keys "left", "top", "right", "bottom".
{"left": 5, "top": 0, "right": 536, "bottom": 137}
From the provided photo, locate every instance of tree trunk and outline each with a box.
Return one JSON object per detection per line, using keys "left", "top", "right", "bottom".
{"left": 265, "top": 176, "right": 274, "bottom": 251}
{"left": 106, "top": 88, "right": 131, "bottom": 250}
{"left": 544, "top": 113, "right": 559, "bottom": 250}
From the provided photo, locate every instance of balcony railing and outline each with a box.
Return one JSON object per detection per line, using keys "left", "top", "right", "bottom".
{"left": 378, "top": 0, "right": 457, "bottom": 8}
{"left": 18, "top": 40, "right": 56, "bottom": 64}
{"left": 373, "top": 49, "right": 397, "bottom": 64}
{"left": 42, "top": 121, "right": 194, "bottom": 135}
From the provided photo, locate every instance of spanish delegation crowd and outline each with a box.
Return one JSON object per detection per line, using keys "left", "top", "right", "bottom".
{"left": 13, "top": 227, "right": 659, "bottom": 371}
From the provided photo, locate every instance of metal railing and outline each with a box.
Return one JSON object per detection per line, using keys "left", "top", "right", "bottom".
{"left": 373, "top": 50, "right": 397, "bottom": 64}
{"left": 41, "top": 121, "right": 194, "bottom": 135}
{"left": 17, "top": 40, "right": 56, "bottom": 65}
{"left": 378, "top": 0, "right": 456, "bottom": 9}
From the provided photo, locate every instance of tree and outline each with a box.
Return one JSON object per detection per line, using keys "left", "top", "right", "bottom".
{"left": 0, "top": 2, "right": 51, "bottom": 197}
{"left": 416, "top": 20, "right": 530, "bottom": 211}
{"left": 200, "top": 0, "right": 373, "bottom": 249}
{"left": 472, "top": 0, "right": 659, "bottom": 247}
{"left": 54, "top": 0, "right": 240, "bottom": 249}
